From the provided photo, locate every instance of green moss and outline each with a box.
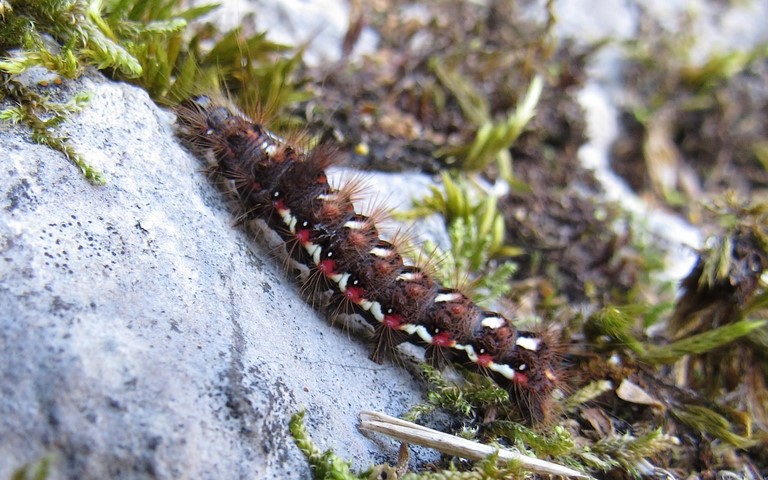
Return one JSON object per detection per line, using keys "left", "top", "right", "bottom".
{"left": 672, "top": 406, "right": 756, "bottom": 450}
{"left": 289, "top": 411, "right": 371, "bottom": 480}
{"left": 399, "top": 452, "right": 527, "bottom": 480}
{"left": 10, "top": 456, "right": 52, "bottom": 480}
{"left": 0, "top": 80, "right": 101, "bottom": 182}
{"left": 573, "top": 429, "right": 679, "bottom": 478}
{"left": 0, "top": 0, "right": 307, "bottom": 182}
{"left": 586, "top": 304, "right": 765, "bottom": 364}
{"left": 403, "top": 364, "right": 509, "bottom": 423}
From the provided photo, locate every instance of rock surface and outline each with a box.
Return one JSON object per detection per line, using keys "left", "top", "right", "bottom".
{"left": 0, "top": 74, "right": 432, "bottom": 479}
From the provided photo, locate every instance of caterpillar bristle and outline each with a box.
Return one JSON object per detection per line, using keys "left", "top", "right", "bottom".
{"left": 407, "top": 241, "right": 447, "bottom": 285}
{"left": 174, "top": 97, "right": 562, "bottom": 426}
{"left": 298, "top": 267, "right": 334, "bottom": 310}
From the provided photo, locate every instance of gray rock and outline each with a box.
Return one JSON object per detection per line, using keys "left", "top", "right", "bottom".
{"left": 0, "top": 74, "right": 432, "bottom": 479}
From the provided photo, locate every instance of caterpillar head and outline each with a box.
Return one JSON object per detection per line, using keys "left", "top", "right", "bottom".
{"left": 507, "top": 332, "right": 559, "bottom": 424}
{"left": 175, "top": 96, "right": 248, "bottom": 158}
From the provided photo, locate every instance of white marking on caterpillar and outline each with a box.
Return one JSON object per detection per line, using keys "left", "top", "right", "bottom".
{"left": 369, "top": 301, "right": 384, "bottom": 322}
{"left": 401, "top": 323, "right": 434, "bottom": 344}
{"left": 455, "top": 343, "right": 478, "bottom": 362}
{"left": 359, "top": 299, "right": 373, "bottom": 311}
{"left": 337, "top": 272, "right": 351, "bottom": 292}
{"left": 305, "top": 243, "right": 321, "bottom": 265}
{"left": 370, "top": 247, "right": 393, "bottom": 258}
{"left": 434, "top": 291, "right": 462, "bottom": 303}
{"left": 481, "top": 316, "right": 506, "bottom": 330}
{"left": 330, "top": 273, "right": 344, "bottom": 283}
{"left": 396, "top": 272, "right": 420, "bottom": 282}
{"left": 261, "top": 142, "right": 277, "bottom": 157}
{"left": 344, "top": 220, "right": 369, "bottom": 230}
{"left": 489, "top": 362, "right": 516, "bottom": 380}
{"left": 277, "top": 205, "right": 291, "bottom": 218}
{"left": 516, "top": 336, "right": 541, "bottom": 352}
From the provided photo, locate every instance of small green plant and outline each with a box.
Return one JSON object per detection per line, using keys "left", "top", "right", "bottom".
{"left": 403, "top": 364, "right": 509, "bottom": 423}
{"left": 0, "top": 0, "right": 148, "bottom": 182}
{"left": 586, "top": 304, "right": 765, "bottom": 364}
{"left": 10, "top": 456, "right": 52, "bottom": 480}
{"left": 680, "top": 44, "right": 768, "bottom": 92}
{"left": 400, "top": 364, "right": 682, "bottom": 478}
{"left": 0, "top": 81, "right": 100, "bottom": 181}
{"left": 400, "top": 451, "right": 527, "bottom": 480}
{"left": 620, "top": 19, "right": 768, "bottom": 211}
{"left": 754, "top": 141, "right": 768, "bottom": 173}
{"left": 95, "top": 0, "right": 311, "bottom": 115}
{"left": 573, "top": 429, "right": 679, "bottom": 477}
{"left": 289, "top": 410, "right": 371, "bottom": 480}
{"left": 672, "top": 405, "right": 755, "bottom": 450}
{"left": 432, "top": 58, "right": 543, "bottom": 182}
{"left": 0, "top": 1, "right": 144, "bottom": 79}
{"left": 291, "top": 409, "right": 533, "bottom": 480}
{"left": 582, "top": 199, "right": 768, "bottom": 452}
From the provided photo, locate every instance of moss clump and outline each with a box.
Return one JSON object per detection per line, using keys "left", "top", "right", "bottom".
{"left": 0, "top": 0, "right": 307, "bottom": 182}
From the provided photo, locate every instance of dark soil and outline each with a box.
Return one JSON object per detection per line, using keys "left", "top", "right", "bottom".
{"left": 610, "top": 16, "right": 768, "bottom": 220}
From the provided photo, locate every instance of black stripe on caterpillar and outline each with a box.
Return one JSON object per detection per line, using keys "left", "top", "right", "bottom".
{"left": 174, "top": 97, "right": 559, "bottom": 423}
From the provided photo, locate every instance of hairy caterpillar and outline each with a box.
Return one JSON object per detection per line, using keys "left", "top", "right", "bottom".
{"left": 174, "top": 97, "right": 559, "bottom": 423}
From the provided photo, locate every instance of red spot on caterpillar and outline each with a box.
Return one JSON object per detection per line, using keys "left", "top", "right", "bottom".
{"left": 318, "top": 258, "right": 337, "bottom": 277}
{"left": 383, "top": 313, "right": 403, "bottom": 329}
{"left": 296, "top": 229, "right": 311, "bottom": 243}
{"left": 432, "top": 330, "right": 454, "bottom": 347}
{"left": 345, "top": 286, "right": 366, "bottom": 304}
{"left": 274, "top": 198, "right": 286, "bottom": 211}
{"left": 476, "top": 353, "right": 493, "bottom": 368}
